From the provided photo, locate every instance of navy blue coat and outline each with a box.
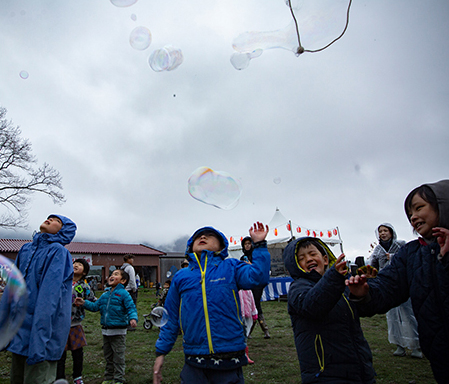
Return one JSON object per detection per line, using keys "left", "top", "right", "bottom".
{"left": 284, "top": 237, "right": 375, "bottom": 384}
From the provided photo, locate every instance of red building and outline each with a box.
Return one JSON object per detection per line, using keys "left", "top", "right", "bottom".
{"left": 0, "top": 239, "right": 166, "bottom": 289}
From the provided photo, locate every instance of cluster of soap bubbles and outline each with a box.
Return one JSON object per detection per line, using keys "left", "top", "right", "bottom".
{"left": 0, "top": 255, "right": 28, "bottom": 350}
{"left": 110, "top": 0, "right": 183, "bottom": 72}
{"left": 188, "top": 167, "right": 242, "bottom": 210}
{"left": 231, "top": 0, "right": 352, "bottom": 70}
{"left": 150, "top": 306, "right": 169, "bottom": 327}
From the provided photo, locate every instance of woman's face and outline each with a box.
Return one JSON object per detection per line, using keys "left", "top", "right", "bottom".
{"left": 378, "top": 226, "right": 392, "bottom": 241}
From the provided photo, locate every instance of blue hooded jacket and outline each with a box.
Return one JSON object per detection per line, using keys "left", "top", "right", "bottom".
{"left": 83, "top": 283, "right": 138, "bottom": 328}
{"left": 155, "top": 226, "right": 271, "bottom": 360}
{"left": 7, "top": 214, "right": 76, "bottom": 365}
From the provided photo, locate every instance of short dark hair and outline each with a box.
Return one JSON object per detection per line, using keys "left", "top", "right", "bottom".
{"left": 124, "top": 254, "right": 135, "bottom": 262}
{"left": 296, "top": 239, "right": 327, "bottom": 257}
{"left": 404, "top": 185, "right": 439, "bottom": 222}
{"left": 164, "top": 280, "right": 171, "bottom": 287}
{"left": 116, "top": 269, "right": 130, "bottom": 288}
{"left": 74, "top": 258, "right": 90, "bottom": 276}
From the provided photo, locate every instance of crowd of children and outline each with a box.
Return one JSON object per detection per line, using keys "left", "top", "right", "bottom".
{"left": 2, "top": 179, "right": 449, "bottom": 384}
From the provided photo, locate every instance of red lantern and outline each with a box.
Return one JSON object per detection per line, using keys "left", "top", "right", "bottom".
{"left": 296, "top": 227, "right": 301, "bottom": 233}
{"left": 333, "top": 228, "right": 338, "bottom": 236}
{"left": 230, "top": 237, "right": 233, "bottom": 243}
{"left": 328, "top": 230, "right": 332, "bottom": 238}
{"left": 313, "top": 231, "right": 317, "bottom": 237}
{"left": 240, "top": 237, "right": 243, "bottom": 241}
{"left": 274, "top": 228, "right": 278, "bottom": 236}
{"left": 286, "top": 224, "right": 291, "bottom": 231}
{"left": 306, "top": 229, "right": 310, "bottom": 236}
{"left": 320, "top": 231, "right": 323, "bottom": 237}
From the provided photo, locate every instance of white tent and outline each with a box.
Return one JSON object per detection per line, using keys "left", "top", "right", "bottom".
{"left": 228, "top": 208, "right": 343, "bottom": 276}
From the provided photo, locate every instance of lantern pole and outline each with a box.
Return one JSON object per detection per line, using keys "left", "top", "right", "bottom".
{"left": 336, "top": 226, "right": 344, "bottom": 254}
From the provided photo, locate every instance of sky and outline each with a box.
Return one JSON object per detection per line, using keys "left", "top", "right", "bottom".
{"left": 0, "top": 0, "right": 448, "bottom": 261}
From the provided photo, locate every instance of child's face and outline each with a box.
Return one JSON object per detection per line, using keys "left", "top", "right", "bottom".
{"left": 163, "top": 283, "right": 170, "bottom": 289}
{"left": 108, "top": 270, "right": 126, "bottom": 287}
{"left": 296, "top": 244, "right": 328, "bottom": 276}
{"left": 243, "top": 240, "right": 252, "bottom": 251}
{"left": 409, "top": 193, "right": 439, "bottom": 238}
{"left": 378, "top": 226, "right": 392, "bottom": 242}
{"left": 192, "top": 233, "right": 222, "bottom": 254}
{"left": 73, "top": 262, "right": 85, "bottom": 276}
{"left": 40, "top": 216, "right": 63, "bottom": 234}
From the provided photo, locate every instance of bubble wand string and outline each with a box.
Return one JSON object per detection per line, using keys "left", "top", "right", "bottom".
{"left": 287, "top": 0, "right": 353, "bottom": 55}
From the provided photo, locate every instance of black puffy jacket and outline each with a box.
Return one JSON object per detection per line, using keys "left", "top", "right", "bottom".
{"left": 284, "top": 237, "right": 375, "bottom": 384}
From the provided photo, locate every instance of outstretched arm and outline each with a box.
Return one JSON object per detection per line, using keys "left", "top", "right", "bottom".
{"left": 345, "top": 274, "right": 370, "bottom": 298}
{"left": 249, "top": 222, "right": 269, "bottom": 243}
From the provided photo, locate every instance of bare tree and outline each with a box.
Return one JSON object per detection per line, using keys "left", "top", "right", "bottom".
{"left": 0, "top": 107, "right": 65, "bottom": 229}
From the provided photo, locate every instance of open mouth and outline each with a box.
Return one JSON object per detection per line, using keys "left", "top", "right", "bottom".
{"left": 307, "top": 263, "right": 318, "bottom": 271}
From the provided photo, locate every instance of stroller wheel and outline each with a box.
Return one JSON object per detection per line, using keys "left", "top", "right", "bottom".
{"left": 143, "top": 319, "right": 153, "bottom": 330}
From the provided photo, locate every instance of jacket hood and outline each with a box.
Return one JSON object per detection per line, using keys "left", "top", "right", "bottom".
{"left": 185, "top": 226, "right": 229, "bottom": 259}
{"left": 283, "top": 237, "right": 337, "bottom": 279}
{"left": 427, "top": 180, "right": 449, "bottom": 230}
{"left": 39, "top": 214, "right": 77, "bottom": 245}
{"left": 375, "top": 222, "right": 398, "bottom": 242}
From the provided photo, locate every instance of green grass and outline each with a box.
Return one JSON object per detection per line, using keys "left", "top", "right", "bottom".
{"left": 0, "top": 289, "right": 436, "bottom": 383}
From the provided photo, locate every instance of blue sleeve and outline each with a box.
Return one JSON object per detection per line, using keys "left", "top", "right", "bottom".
{"left": 155, "top": 282, "right": 180, "bottom": 355}
{"left": 123, "top": 290, "right": 138, "bottom": 322}
{"left": 234, "top": 241, "right": 271, "bottom": 290}
{"left": 27, "top": 246, "right": 73, "bottom": 365}
{"left": 84, "top": 294, "right": 103, "bottom": 312}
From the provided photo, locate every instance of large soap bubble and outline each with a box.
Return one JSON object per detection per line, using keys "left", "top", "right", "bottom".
{"left": 230, "top": 49, "right": 263, "bottom": 70}
{"left": 148, "top": 45, "right": 183, "bottom": 72}
{"left": 129, "top": 26, "right": 152, "bottom": 50}
{"left": 110, "top": 0, "right": 138, "bottom": 7}
{"left": 150, "top": 306, "right": 169, "bottom": 327}
{"left": 232, "top": 0, "right": 352, "bottom": 68}
{"left": 188, "top": 167, "right": 242, "bottom": 210}
{"left": 0, "top": 255, "right": 28, "bottom": 350}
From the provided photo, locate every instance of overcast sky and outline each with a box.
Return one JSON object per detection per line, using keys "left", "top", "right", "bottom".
{"left": 0, "top": 0, "right": 448, "bottom": 260}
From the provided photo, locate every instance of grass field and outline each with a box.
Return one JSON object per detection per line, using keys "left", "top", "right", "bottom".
{"left": 0, "top": 288, "right": 436, "bottom": 384}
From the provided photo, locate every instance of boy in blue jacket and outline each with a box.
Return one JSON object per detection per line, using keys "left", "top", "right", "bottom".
{"left": 153, "top": 222, "right": 271, "bottom": 384}
{"left": 8, "top": 214, "right": 77, "bottom": 384}
{"left": 75, "top": 269, "right": 137, "bottom": 384}
{"left": 283, "top": 237, "right": 375, "bottom": 384}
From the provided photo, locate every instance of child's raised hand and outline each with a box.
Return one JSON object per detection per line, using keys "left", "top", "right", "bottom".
{"left": 345, "top": 274, "right": 370, "bottom": 299}
{"left": 335, "top": 254, "right": 348, "bottom": 275}
{"left": 357, "top": 265, "right": 378, "bottom": 279}
{"left": 249, "top": 222, "right": 269, "bottom": 243}
{"left": 433, "top": 227, "right": 449, "bottom": 256}
{"left": 74, "top": 297, "right": 85, "bottom": 306}
{"left": 129, "top": 319, "right": 137, "bottom": 328}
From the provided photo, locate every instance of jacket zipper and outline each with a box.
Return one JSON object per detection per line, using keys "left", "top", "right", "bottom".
{"left": 194, "top": 252, "right": 214, "bottom": 354}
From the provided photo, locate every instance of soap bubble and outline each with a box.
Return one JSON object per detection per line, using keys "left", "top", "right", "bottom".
{"left": 232, "top": 0, "right": 351, "bottom": 64}
{"left": 129, "top": 26, "right": 152, "bottom": 50}
{"left": 148, "top": 46, "right": 183, "bottom": 72}
{"left": 273, "top": 177, "right": 281, "bottom": 184}
{"left": 150, "top": 306, "right": 169, "bottom": 327}
{"left": 230, "top": 50, "right": 262, "bottom": 70}
{"left": 19, "top": 71, "right": 29, "bottom": 79}
{"left": 110, "top": 0, "right": 138, "bottom": 7}
{"left": 188, "top": 167, "right": 242, "bottom": 210}
{"left": 131, "top": 14, "right": 137, "bottom": 21}
{"left": 0, "top": 255, "right": 28, "bottom": 350}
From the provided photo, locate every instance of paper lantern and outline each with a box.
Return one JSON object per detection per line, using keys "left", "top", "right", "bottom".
{"left": 274, "top": 228, "right": 278, "bottom": 236}
{"left": 328, "top": 230, "right": 332, "bottom": 238}
{"left": 286, "top": 224, "right": 291, "bottom": 231}
{"left": 333, "top": 228, "right": 338, "bottom": 236}
{"left": 313, "top": 231, "right": 317, "bottom": 237}
{"left": 230, "top": 237, "right": 233, "bottom": 243}
{"left": 296, "top": 227, "right": 301, "bottom": 233}
{"left": 320, "top": 231, "right": 323, "bottom": 237}
{"left": 306, "top": 229, "right": 310, "bottom": 236}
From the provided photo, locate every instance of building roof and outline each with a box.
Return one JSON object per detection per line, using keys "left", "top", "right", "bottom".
{"left": 0, "top": 239, "right": 165, "bottom": 256}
